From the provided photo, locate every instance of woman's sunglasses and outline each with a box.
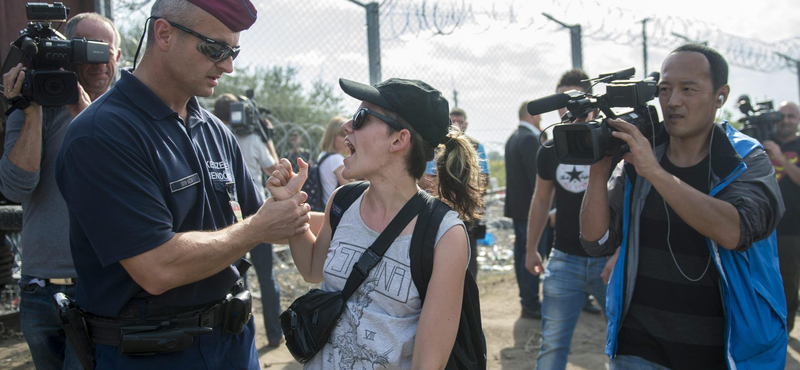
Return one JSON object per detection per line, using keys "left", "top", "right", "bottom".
{"left": 167, "top": 20, "right": 241, "bottom": 62}
{"left": 352, "top": 108, "right": 403, "bottom": 131}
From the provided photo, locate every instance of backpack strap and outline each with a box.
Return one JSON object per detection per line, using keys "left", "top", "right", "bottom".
{"left": 341, "top": 190, "right": 426, "bottom": 300}
{"left": 317, "top": 152, "right": 334, "bottom": 166}
{"left": 410, "top": 193, "right": 451, "bottom": 303}
{"left": 330, "top": 181, "right": 369, "bottom": 238}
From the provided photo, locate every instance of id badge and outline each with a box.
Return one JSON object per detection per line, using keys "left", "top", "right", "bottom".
{"left": 225, "top": 182, "right": 244, "bottom": 223}
{"left": 230, "top": 200, "right": 244, "bottom": 223}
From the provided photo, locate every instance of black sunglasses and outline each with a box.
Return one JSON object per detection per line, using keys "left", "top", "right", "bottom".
{"left": 352, "top": 108, "right": 403, "bottom": 131}
{"left": 166, "top": 20, "right": 241, "bottom": 62}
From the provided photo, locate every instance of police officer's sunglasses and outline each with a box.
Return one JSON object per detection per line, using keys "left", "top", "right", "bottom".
{"left": 352, "top": 108, "right": 403, "bottom": 131}
{"left": 166, "top": 20, "right": 241, "bottom": 62}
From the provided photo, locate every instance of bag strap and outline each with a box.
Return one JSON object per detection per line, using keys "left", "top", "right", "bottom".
{"left": 341, "top": 190, "right": 425, "bottom": 300}
{"left": 316, "top": 152, "right": 334, "bottom": 167}
{"left": 330, "top": 181, "right": 369, "bottom": 238}
{"left": 410, "top": 193, "right": 450, "bottom": 303}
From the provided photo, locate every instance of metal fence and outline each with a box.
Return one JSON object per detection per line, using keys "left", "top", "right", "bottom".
{"left": 112, "top": 0, "right": 800, "bottom": 180}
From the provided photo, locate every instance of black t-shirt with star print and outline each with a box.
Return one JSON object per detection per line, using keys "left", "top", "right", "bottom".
{"left": 775, "top": 138, "right": 800, "bottom": 236}
{"left": 537, "top": 145, "right": 614, "bottom": 257}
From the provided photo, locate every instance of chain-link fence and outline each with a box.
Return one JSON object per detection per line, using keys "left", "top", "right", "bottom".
{"left": 112, "top": 0, "right": 800, "bottom": 187}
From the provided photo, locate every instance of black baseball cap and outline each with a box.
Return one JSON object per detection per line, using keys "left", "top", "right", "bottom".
{"left": 339, "top": 78, "right": 450, "bottom": 147}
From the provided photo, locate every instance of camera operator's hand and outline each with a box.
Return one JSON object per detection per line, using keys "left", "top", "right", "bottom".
{"left": 609, "top": 118, "right": 661, "bottom": 179}
{"left": 3, "top": 63, "right": 40, "bottom": 115}
{"left": 267, "top": 157, "right": 308, "bottom": 201}
{"left": 762, "top": 140, "right": 786, "bottom": 166}
{"left": 66, "top": 82, "right": 91, "bottom": 118}
{"left": 251, "top": 191, "right": 311, "bottom": 242}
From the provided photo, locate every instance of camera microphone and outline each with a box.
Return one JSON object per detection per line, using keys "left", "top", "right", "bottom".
{"left": 597, "top": 67, "right": 636, "bottom": 83}
{"left": 527, "top": 92, "right": 571, "bottom": 115}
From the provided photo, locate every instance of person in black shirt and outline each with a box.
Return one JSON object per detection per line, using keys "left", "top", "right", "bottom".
{"left": 762, "top": 101, "right": 800, "bottom": 332}
{"left": 526, "top": 70, "right": 618, "bottom": 370}
{"left": 581, "top": 44, "right": 786, "bottom": 370}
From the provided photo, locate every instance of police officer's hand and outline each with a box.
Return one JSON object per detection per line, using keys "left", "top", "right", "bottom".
{"left": 254, "top": 191, "right": 310, "bottom": 241}
{"left": 608, "top": 118, "right": 661, "bottom": 180}
{"left": 66, "top": 82, "right": 91, "bottom": 118}
{"left": 3, "top": 63, "right": 40, "bottom": 116}
{"left": 267, "top": 157, "right": 308, "bottom": 201}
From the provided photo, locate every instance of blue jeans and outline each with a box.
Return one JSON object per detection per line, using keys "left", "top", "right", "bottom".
{"left": 249, "top": 243, "right": 282, "bottom": 343}
{"left": 610, "top": 355, "right": 671, "bottom": 370}
{"left": 18, "top": 276, "right": 82, "bottom": 370}
{"left": 535, "top": 249, "right": 609, "bottom": 370}
{"left": 513, "top": 219, "right": 544, "bottom": 311}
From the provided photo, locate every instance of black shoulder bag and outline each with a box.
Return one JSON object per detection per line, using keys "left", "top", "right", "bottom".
{"left": 280, "top": 190, "right": 425, "bottom": 363}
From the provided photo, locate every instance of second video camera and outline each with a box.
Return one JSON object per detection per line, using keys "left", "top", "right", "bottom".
{"left": 737, "top": 95, "right": 783, "bottom": 142}
{"left": 1, "top": 2, "right": 110, "bottom": 107}
{"left": 229, "top": 89, "right": 274, "bottom": 143}
{"left": 527, "top": 67, "right": 661, "bottom": 165}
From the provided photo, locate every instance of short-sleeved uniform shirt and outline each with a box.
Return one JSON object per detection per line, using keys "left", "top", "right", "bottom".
{"left": 55, "top": 70, "right": 263, "bottom": 318}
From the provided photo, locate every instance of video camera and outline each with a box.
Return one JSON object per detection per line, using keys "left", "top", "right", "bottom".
{"left": 737, "top": 95, "right": 783, "bottom": 142}
{"left": 1, "top": 2, "right": 110, "bottom": 107}
{"left": 229, "top": 89, "right": 274, "bottom": 143}
{"left": 527, "top": 67, "right": 661, "bottom": 165}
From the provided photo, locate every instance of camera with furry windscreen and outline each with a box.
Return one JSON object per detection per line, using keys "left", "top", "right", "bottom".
{"left": 1, "top": 2, "right": 109, "bottom": 107}
{"left": 528, "top": 67, "right": 661, "bottom": 165}
{"left": 737, "top": 95, "right": 783, "bottom": 143}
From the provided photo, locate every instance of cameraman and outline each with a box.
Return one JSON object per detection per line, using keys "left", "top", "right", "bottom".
{"left": 55, "top": 0, "right": 309, "bottom": 368}
{"left": 762, "top": 101, "right": 800, "bottom": 333}
{"left": 0, "top": 12, "right": 119, "bottom": 370}
{"left": 581, "top": 44, "right": 786, "bottom": 369}
{"left": 213, "top": 93, "right": 283, "bottom": 348}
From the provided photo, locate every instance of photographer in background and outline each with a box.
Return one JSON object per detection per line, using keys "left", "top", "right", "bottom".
{"left": 213, "top": 93, "right": 283, "bottom": 348}
{"left": 762, "top": 101, "right": 800, "bottom": 333}
{"left": 0, "top": 12, "right": 120, "bottom": 370}
{"left": 581, "top": 44, "right": 786, "bottom": 369}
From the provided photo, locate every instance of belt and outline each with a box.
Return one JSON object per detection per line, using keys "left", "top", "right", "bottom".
{"left": 84, "top": 300, "right": 228, "bottom": 346}
{"left": 48, "top": 278, "right": 76, "bottom": 285}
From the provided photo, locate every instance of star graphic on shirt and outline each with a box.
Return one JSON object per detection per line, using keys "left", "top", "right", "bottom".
{"left": 567, "top": 166, "right": 583, "bottom": 183}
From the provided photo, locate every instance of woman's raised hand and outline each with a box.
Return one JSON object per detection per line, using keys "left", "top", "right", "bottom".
{"left": 267, "top": 157, "right": 309, "bottom": 201}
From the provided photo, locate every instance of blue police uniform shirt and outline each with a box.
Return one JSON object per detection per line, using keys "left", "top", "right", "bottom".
{"left": 425, "top": 141, "right": 490, "bottom": 175}
{"left": 55, "top": 70, "right": 263, "bottom": 318}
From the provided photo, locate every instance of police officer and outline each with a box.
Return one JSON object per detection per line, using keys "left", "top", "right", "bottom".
{"left": 55, "top": 0, "right": 309, "bottom": 368}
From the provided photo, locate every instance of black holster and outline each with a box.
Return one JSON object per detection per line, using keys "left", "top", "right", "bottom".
{"left": 53, "top": 292, "right": 96, "bottom": 370}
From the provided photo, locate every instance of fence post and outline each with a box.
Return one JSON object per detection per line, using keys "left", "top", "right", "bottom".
{"left": 543, "top": 13, "right": 582, "bottom": 70}
{"left": 366, "top": 2, "right": 381, "bottom": 84}
{"left": 641, "top": 18, "right": 650, "bottom": 78}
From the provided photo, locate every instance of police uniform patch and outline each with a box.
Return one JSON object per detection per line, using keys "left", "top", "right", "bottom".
{"left": 170, "top": 173, "right": 201, "bottom": 193}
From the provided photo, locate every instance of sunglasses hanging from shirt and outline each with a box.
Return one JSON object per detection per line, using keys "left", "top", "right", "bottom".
{"left": 133, "top": 17, "right": 241, "bottom": 70}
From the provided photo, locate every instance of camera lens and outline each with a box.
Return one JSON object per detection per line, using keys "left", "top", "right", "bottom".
{"left": 42, "top": 75, "right": 66, "bottom": 97}
{"left": 575, "top": 131, "right": 594, "bottom": 152}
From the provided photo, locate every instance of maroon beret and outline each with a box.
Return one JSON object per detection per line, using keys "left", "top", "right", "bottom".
{"left": 187, "top": 0, "right": 257, "bottom": 32}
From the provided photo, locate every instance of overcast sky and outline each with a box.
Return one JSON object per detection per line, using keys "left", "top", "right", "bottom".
{"left": 119, "top": 0, "right": 800, "bottom": 154}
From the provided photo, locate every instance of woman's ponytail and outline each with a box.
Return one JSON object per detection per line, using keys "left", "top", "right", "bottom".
{"left": 434, "top": 130, "right": 485, "bottom": 222}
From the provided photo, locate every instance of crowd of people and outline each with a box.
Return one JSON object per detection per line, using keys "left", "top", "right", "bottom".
{"left": 0, "top": 0, "right": 797, "bottom": 369}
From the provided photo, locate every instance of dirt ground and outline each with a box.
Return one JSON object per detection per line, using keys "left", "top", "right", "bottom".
{"left": 2, "top": 270, "right": 800, "bottom": 370}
